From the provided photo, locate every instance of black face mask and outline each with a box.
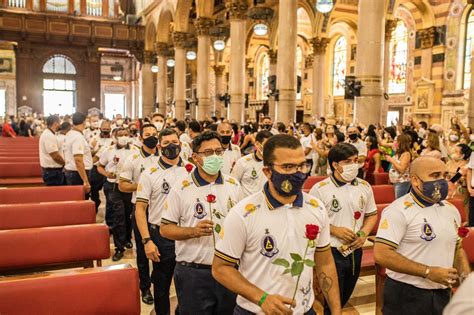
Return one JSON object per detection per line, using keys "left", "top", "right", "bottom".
{"left": 270, "top": 169, "right": 308, "bottom": 197}
{"left": 130, "top": 129, "right": 138, "bottom": 136}
{"left": 348, "top": 133, "right": 358, "bottom": 141}
{"left": 143, "top": 136, "right": 158, "bottom": 149}
{"left": 101, "top": 130, "right": 111, "bottom": 137}
{"left": 221, "top": 135, "right": 232, "bottom": 145}
{"left": 263, "top": 124, "right": 272, "bottom": 130}
{"left": 161, "top": 143, "right": 181, "bottom": 160}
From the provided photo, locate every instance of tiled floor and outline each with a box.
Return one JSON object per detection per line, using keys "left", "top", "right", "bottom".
{"left": 97, "top": 197, "right": 376, "bottom": 315}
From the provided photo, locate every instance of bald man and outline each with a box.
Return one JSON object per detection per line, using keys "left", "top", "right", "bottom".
{"left": 217, "top": 122, "right": 241, "bottom": 175}
{"left": 374, "top": 157, "right": 471, "bottom": 315}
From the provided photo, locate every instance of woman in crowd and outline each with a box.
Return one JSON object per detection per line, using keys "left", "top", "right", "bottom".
{"left": 386, "top": 133, "right": 412, "bottom": 198}
{"left": 446, "top": 144, "right": 472, "bottom": 209}
{"left": 19, "top": 118, "right": 33, "bottom": 137}
{"left": 364, "top": 135, "right": 383, "bottom": 185}
{"left": 421, "top": 132, "right": 442, "bottom": 159}
{"left": 239, "top": 123, "right": 257, "bottom": 155}
{"left": 377, "top": 126, "right": 396, "bottom": 171}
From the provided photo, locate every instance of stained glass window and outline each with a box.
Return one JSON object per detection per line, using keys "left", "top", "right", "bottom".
{"left": 464, "top": 12, "right": 474, "bottom": 90}
{"left": 259, "top": 53, "right": 270, "bottom": 100}
{"left": 332, "top": 36, "right": 347, "bottom": 96}
{"left": 388, "top": 20, "right": 408, "bottom": 94}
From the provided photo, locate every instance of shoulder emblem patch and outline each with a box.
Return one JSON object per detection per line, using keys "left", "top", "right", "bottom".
{"left": 133, "top": 154, "right": 139, "bottom": 159}
{"left": 306, "top": 199, "right": 320, "bottom": 208}
{"left": 150, "top": 167, "right": 158, "bottom": 174}
{"left": 243, "top": 203, "right": 260, "bottom": 217}
{"left": 379, "top": 218, "right": 388, "bottom": 230}
{"left": 182, "top": 180, "right": 191, "bottom": 189}
{"left": 403, "top": 201, "right": 414, "bottom": 209}
{"left": 226, "top": 178, "right": 236, "bottom": 185}
{"left": 318, "top": 181, "right": 328, "bottom": 188}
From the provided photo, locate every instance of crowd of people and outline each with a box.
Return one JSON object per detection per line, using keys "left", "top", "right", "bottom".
{"left": 1, "top": 111, "right": 474, "bottom": 315}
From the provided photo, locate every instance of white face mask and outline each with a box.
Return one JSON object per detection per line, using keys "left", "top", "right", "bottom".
{"left": 449, "top": 134, "right": 459, "bottom": 142}
{"left": 117, "top": 136, "right": 129, "bottom": 147}
{"left": 154, "top": 121, "right": 164, "bottom": 131}
{"left": 91, "top": 121, "right": 99, "bottom": 129}
{"left": 116, "top": 119, "right": 124, "bottom": 126}
{"left": 338, "top": 163, "right": 359, "bottom": 182}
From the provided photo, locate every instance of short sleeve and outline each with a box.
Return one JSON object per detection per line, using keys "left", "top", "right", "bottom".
{"left": 215, "top": 208, "right": 247, "bottom": 264}
{"left": 136, "top": 172, "right": 152, "bottom": 204}
{"left": 375, "top": 205, "right": 407, "bottom": 249}
{"left": 120, "top": 156, "right": 134, "bottom": 182}
{"left": 358, "top": 142, "right": 368, "bottom": 157}
{"left": 364, "top": 187, "right": 377, "bottom": 216}
{"left": 161, "top": 187, "right": 182, "bottom": 225}
{"left": 308, "top": 184, "right": 323, "bottom": 200}
{"left": 468, "top": 153, "right": 474, "bottom": 170}
{"left": 315, "top": 206, "right": 331, "bottom": 252}
{"left": 45, "top": 135, "right": 59, "bottom": 154}
{"left": 231, "top": 158, "right": 245, "bottom": 182}
{"left": 72, "top": 136, "right": 85, "bottom": 155}
{"left": 98, "top": 150, "right": 109, "bottom": 167}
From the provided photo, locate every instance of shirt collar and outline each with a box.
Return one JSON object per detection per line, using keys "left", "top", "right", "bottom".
{"left": 253, "top": 151, "right": 262, "bottom": 162}
{"left": 330, "top": 175, "right": 358, "bottom": 187}
{"left": 409, "top": 188, "right": 444, "bottom": 208}
{"left": 262, "top": 182, "right": 303, "bottom": 210}
{"left": 140, "top": 146, "right": 159, "bottom": 158}
{"left": 191, "top": 168, "right": 224, "bottom": 187}
{"left": 158, "top": 157, "right": 184, "bottom": 170}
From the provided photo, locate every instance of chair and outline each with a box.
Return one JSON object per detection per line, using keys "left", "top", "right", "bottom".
{"left": 372, "top": 185, "right": 395, "bottom": 204}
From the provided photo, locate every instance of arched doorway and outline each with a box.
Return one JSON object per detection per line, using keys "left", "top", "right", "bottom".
{"left": 42, "top": 54, "right": 77, "bottom": 115}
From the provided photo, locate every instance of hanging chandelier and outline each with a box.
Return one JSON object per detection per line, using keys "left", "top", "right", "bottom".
{"left": 315, "top": 0, "right": 334, "bottom": 14}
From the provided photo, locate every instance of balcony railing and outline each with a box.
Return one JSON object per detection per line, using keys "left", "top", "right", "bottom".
{"left": 8, "top": 0, "right": 26, "bottom": 8}
{"left": 2, "top": 0, "right": 116, "bottom": 17}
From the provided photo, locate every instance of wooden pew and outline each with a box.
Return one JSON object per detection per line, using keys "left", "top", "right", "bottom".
{"left": 371, "top": 185, "right": 395, "bottom": 204}
{"left": 0, "top": 162, "right": 43, "bottom": 187}
{"left": 0, "top": 185, "right": 84, "bottom": 204}
{"left": 0, "top": 224, "right": 110, "bottom": 275}
{"left": 0, "top": 200, "right": 96, "bottom": 230}
{"left": 0, "top": 264, "right": 140, "bottom": 315}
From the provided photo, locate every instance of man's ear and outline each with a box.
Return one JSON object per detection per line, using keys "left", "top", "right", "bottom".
{"left": 262, "top": 166, "right": 272, "bottom": 180}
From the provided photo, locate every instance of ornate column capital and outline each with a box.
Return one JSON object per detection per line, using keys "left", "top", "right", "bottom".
{"left": 419, "top": 27, "right": 436, "bottom": 49}
{"left": 143, "top": 50, "right": 155, "bottom": 64}
{"left": 213, "top": 65, "right": 225, "bottom": 76}
{"left": 226, "top": 1, "right": 248, "bottom": 20}
{"left": 154, "top": 42, "right": 169, "bottom": 55}
{"left": 172, "top": 31, "right": 188, "bottom": 49}
{"left": 268, "top": 49, "right": 277, "bottom": 64}
{"left": 311, "top": 37, "right": 329, "bottom": 55}
{"left": 305, "top": 55, "right": 314, "bottom": 68}
{"left": 385, "top": 19, "right": 398, "bottom": 41}
{"left": 194, "top": 17, "right": 214, "bottom": 36}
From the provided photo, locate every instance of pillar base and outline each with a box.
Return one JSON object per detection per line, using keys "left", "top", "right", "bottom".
{"left": 354, "top": 95, "right": 383, "bottom": 125}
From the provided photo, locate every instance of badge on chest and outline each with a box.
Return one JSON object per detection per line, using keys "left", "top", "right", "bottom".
{"left": 193, "top": 199, "right": 207, "bottom": 219}
{"left": 260, "top": 229, "right": 279, "bottom": 258}
{"left": 330, "top": 195, "right": 342, "bottom": 212}
{"left": 420, "top": 218, "right": 436, "bottom": 241}
{"left": 161, "top": 179, "right": 170, "bottom": 194}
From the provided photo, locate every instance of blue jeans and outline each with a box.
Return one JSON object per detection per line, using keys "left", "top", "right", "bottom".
{"left": 234, "top": 305, "right": 316, "bottom": 315}
{"left": 394, "top": 181, "right": 411, "bottom": 199}
{"left": 64, "top": 170, "right": 90, "bottom": 199}
{"left": 131, "top": 205, "right": 151, "bottom": 292}
{"left": 174, "top": 263, "right": 236, "bottom": 315}
{"left": 41, "top": 168, "right": 64, "bottom": 186}
{"left": 104, "top": 181, "right": 132, "bottom": 251}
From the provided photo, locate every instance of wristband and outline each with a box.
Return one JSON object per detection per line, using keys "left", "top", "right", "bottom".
{"left": 356, "top": 230, "right": 367, "bottom": 238}
{"left": 258, "top": 292, "right": 268, "bottom": 307}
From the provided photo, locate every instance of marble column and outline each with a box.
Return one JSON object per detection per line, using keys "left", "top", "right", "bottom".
{"left": 173, "top": 32, "right": 187, "bottom": 120}
{"left": 382, "top": 20, "right": 397, "bottom": 125}
{"left": 141, "top": 51, "right": 155, "bottom": 117}
{"left": 276, "top": 0, "right": 297, "bottom": 123}
{"left": 214, "top": 65, "right": 225, "bottom": 118}
{"left": 154, "top": 42, "right": 168, "bottom": 116}
{"left": 354, "top": 0, "right": 385, "bottom": 125}
{"left": 195, "top": 17, "right": 214, "bottom": 120}
{"left": 227, "top": 1, "right": 248, "bottom": 123}
{"left": 311, "top": 37, "right": 329, "bottom": 119}
{"left": 268, "top": 49, "right": 277, "bottom": 119}
{"left": 418, "top": 27, "right": 435, "bottom": 80}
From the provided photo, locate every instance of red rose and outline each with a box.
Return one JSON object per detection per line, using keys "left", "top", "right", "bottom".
{"left": 354, "top": 211, "right": 362, "bottom": 220}
{"left": 458, "top": 227, "right": 470, "bottom": 238}
{"left": 206, "top": 194, "right": 216, "bottom": 203}
{"left": 185, "top": 163, "right": 193, "bottom": 173}
{"left": 305, "top": 224, "right": 320, "bottom": 240}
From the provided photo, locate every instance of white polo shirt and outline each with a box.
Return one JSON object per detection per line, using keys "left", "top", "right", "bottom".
{"left": 161, "top": 169, "right": 241, "bottom": 265}
{"left": 300, "top": 134, "right": 313, "bottom": 159}
{"left": 309, "top": 176, "right": 377, "bottom": 248}
{"left": 222, "top": 144, "right": 242, "bottom": 175}
{"left": 347, "top": 139, "right": 368, "bottom": 168}
{"left": 64, "top": 129, "right": 93, "bottom": 171}
{"left": 135, "top": 158, "right": 192, "bottom": 225}
{"left": 231, "top": 152, "right": 267, "bottom": 199}
{"left": 84, "top": 128, "right": 100, "bottom": 142}
{"left": 468, "top": 152, "right": 474, "bottom": 188}
{"left": 215, "top": 183, "right": 331, "bottom": 314}
{"left": 375, "top": 191, "right": 461, "bottom": 289}
{"left": 119, "top": 147, "right": 160, "bottom": 203}
{"left": 180, "top": 141, "right": 193, "bottom": 162}
{"left": 99, "top": 144, "right": 138, "bottom": 183}
{"left": 39, "top": 128, "right": 63, "bottom": 168}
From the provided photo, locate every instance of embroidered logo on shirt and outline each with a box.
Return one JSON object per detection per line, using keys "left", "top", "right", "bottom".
{"left": 250, "top": 168, "right": 258, "bottom": 180}
{"left": 260, "top": 229, "right": 279, "bottom": 258}
{"left": 161, "top": 179, "right": 170, "bottom": 194}
{"left": 359, "top": 195, "right": 365, "bottom": 210}
{"left": 243, "top": 203, "right": 260, "bottom": 217}
{"left": 380, "top": 218, "right": 389, "bottom": 230}
{"left": 306, "top": 199, "right": 320, "bottom": 208}
{"left": 193, "top": 199, "right": 207, "bottom": 219}
{"left": 420, "top": 218, "right": 436, "bottom": 241}
{"left": 404, "top": 201, "right": 414, "bottom": 209}
{"left": 330, "top": 195, "right": 342, "bottom": 212}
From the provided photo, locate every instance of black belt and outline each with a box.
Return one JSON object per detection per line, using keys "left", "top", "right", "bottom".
{"left": 177, "top": 261, "right": 212, "bottom": 269}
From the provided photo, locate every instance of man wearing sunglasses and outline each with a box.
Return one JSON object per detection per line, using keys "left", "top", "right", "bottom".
{"left": 160, "top": 131, "right": 241, "bottom": 315}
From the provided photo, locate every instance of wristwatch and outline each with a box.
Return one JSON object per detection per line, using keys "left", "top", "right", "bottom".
{"left": 141, "top": 237, "right": 152, "bottom": 245}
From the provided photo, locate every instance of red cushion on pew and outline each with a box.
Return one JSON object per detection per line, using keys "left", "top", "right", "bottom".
{"left": 0, "top": 224, "right": 110, "bottom": 271}
{"left": 303, "top": 176, "right": 328, "bottom": 191}
{"left": 0, "top": 264, "right": 140, "bottom": 315}
{"left": 0, "top": 162, "right": 41, "bottom": 177}
{"left": 373, "top": 173, "right": 390, "bottom": 185}
{"left": 362, "top": 247, "right": 374, "bottom": 268}
{"left": 0, "top": 157, "right": 39, "bottom": 162}
{"left": 447, "top": 199, "right": 467, "bottom": 224}
{"left": 0, "top": 177, "right": 44, "bottom": 186}
{"left": 371, "top": 185, "right": 395, "bottom": 204}
{"left": 0, "top": 200, "right": 96, "bottom": 230}
{"left": 462, "top": 228, "right": 474, "bottom": 264}
{"left": 0, "top": 185, "right": 84, "bottom": 204}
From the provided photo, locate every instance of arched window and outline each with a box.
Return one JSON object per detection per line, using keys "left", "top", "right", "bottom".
{"left": 42, "top": 55, "right": 76, "bottom": 75}
{"left": 259, "top": 53, "right": 270, "bottom": 100}
{"left": 332, "top": 36, "right": 347, "bottom": 96}
{"left": 463, "top": 11, "right": 474, "bottom": 90}
{"left": 388, "top": 20, "right": 408, "bottom": 94}
{"left": 296, "top": 46, "right": 303, "bottom": 100}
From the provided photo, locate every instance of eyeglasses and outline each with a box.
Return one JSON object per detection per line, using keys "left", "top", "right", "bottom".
{"left": 270, "top": 162, "right": 312, "bottom": 174}
{"left": 197, "top": 148, "right": 225, "bottom": 157}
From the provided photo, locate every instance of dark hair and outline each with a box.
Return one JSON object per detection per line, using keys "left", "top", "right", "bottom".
{"left": 366, "top": 136, "right": 378, "bottom": 151}
{"left": 314, "top": 128, "right": 323, "bottom": 141}
{"left": 263, "top": 134, "right": 302, "bottom": 166}
{"left": 367, "top": 125, "right": 377, "bottom": 138}
{"left": 209, "top": 124, "right": 218, "bottom": 131}
{"left": 277, "top": 122, "right": 286, "bottom": 133}
{"left": 255, "top": 130, "right": 273, "bottom": 143}
{"left": 175, "top": 120, "right": 187, "bottom": 133}
{"left": 262, "top": 116, "right": 272, "bottom": 122}
{"left": 457, "top": 144, "right": 472, "bottom": 160}
{"left": 231, "top": 123, "right": 239, "bottom": 134}
{"left": 419, "top": 121, "right": 428, "bottom": 129}
{"left": 72, "top": 112, "right": 86, "bottom": 126}
{"left": 192, "top": 131, "right": 222, "bottom": 152}
{"left": 152, "top": 113, "right": 164, "bottom": 119}
{"left": 158, "top": 128, "right": 178, "bottom": 142}
{"left": 140, "top": 123, "right": 157, "bottom": 136}
{"left": 384, "top": 126, "right": 397, "bottom": 140}
{"left": 189, "top": 120, "right": 202, "bottom": 133}
{"left": 46, "top": 115, "right": 60, "bottom": 127}
{"left": 335, "top": 131, "right": 345, "bottom": 143}
{"left": 396, "top": 134, "right": 412, "bottom": 157}
{"left": 59, "top": 121, "right": 71, "bottom": 132}
{"left": 328, "top": 143, "right": 359, "bottom": 172}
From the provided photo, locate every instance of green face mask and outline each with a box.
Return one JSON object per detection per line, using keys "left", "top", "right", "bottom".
{"left": 202, "top": 154, "right": 224, "bottom": 175}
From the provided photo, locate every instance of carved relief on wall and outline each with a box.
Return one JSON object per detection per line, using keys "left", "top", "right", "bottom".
{"left": 414, "top": 78, "right": 435, "bottom": 114}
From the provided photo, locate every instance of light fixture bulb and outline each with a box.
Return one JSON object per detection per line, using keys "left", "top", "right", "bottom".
{"left": 316, "top": 0, "right": 334, "bottom": 14}
{"left": 186, "top": 51, "right": 197, "bottom": 60}
{"left": 213, "top": 39, "right": 225, "bottom": 51}
{"left": 151, "top": 65, "right": 159, "bottom": 73}
{"left": 167, "top": 59, "right": 175, "bottom": 67}
{"left": 113, "top": 75, "right": 121, "bottom": 81}
{"left": 253, "top": 23, "right": 268, "bottom": 36}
